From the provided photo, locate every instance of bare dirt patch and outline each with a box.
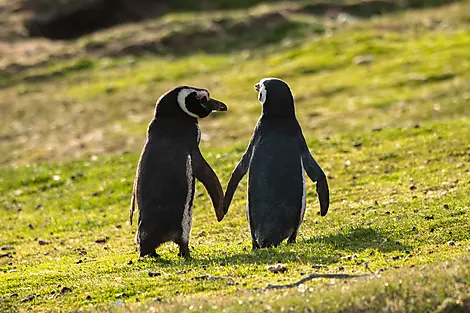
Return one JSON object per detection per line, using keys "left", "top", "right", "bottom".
{"left": 25, "top": 0, "right": 169, "bottom": 40}
{"left": 1, "top": 0, "right": 462, "bottom": 73}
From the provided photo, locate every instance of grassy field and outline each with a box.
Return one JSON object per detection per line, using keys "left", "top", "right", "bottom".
{"left": 1, "top": 0, "right": 470, "bottom": 312}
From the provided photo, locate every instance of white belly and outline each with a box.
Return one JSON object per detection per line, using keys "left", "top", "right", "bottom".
{"left": 181, "top": 155, "right": 193, "bottom": 243}
{"left": 300, "top": 158, "right": 306, "bottom": 223}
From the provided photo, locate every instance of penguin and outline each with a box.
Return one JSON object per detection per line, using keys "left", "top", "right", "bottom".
{"left": 223, "top": 78, "right": 329, "bottom": 249}
{"left": 129, "top": 86, "right": 227, "bottom": 258}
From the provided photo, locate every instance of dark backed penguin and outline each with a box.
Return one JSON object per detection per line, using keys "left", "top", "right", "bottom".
{"left": 223, "top": 78, "right": 329, "bottom": 249}
{"left": 130, "top": 86, "right": 227, "bottom": 258}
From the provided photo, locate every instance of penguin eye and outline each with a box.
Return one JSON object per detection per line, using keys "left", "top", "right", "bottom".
{"left": 196, "top": 91, "right": 209, "bottom": 103}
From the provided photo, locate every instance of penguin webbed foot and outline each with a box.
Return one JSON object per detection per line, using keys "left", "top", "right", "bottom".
{"left": 287, "top": 233, "right": 297, "bottom": 244}
{"left": 178, "top": 243, "right": 191, "bottom": 259}
{"left": 138, "top": 250, "right": 160, "bottom": 260}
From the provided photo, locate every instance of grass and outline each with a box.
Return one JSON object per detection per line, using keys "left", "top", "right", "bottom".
{"left": 1, "top": 0, "right": 470, "bottom": 312}
{"left": 114, "top": 256, "right": 470, "bottom": 313}
{"left": 1, "top": 120, "right": 469, "bottom": 312}
{"left": 2, "top": 1, "right": 470, "bottom": 165}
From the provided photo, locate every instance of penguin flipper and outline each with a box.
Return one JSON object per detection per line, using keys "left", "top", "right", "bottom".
{"left": 301, "top": 151, "right": 329, "bottom": 216}
{"left": 192, "top": 148, "right": 225, "bottom": 222}
{"left": 223, "top": 137, "right": 256, "bottom": 214}
{"left": 315, "top": 172, "right": 329, "bottom": 216}
{"left": 298, "top": 131, "right": 329, "bottom": 216}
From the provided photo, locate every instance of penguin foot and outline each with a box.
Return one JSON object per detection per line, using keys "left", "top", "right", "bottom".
{"left": 251, "top": 239, "right": 260, "bottom": 250}
{"left": 138, "top": 250, "right": 160, "bottom": 260}
{"left": 178, "top": 244, "right": 191, "bottom": 259}
{"left": 287, "top": 233, "right": 297, "bottom": 244}
{"left": 178, "top": 250, "right": 191, "bottom": 259}
{"left": 148, "top": 250, "right": 160, "bottom": 258}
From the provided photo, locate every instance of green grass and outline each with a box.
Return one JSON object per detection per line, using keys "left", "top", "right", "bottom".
{"left": 1, "top": 1, "right": 470, "bottom": 312}
{"left": 115, "top": 256, "right": 470, "bottom": 313}
{"left": 2, "top": 1, "right": 470, "bottom": 165}
{"left": 1, "top": 119, "right": 469, "bottom": 312}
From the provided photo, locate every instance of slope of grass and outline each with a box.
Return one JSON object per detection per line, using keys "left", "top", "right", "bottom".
{"left": 2, "top": 1, "right": 470, "bottom": 165}
{"left": 1, "top": 1, "right": 470, "bottom": 312}
{"left": 1, "top": 118, "right": 469, "bottom": 312}
{"left": 116, "top": 256, "right": 470, "bottom": 313}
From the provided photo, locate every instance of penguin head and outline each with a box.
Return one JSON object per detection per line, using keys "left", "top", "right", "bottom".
{"left": 156, "top": 86, "right": 227, "bottom": 119}
{"left": 255, "top": 78, "right": 295, "bottom": 117}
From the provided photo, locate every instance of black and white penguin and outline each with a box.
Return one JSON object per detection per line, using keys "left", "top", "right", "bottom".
{"left": 130, "top": 86, "right": 227, "bottom": 258}
{"left": 223, "top": 78, "right": 329, "bottom": 249}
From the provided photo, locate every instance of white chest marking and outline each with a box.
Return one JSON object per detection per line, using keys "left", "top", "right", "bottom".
{"left": 182, "top": 155, "right": 193, "bottom": 243}
{"left": 300, "top": 158, "right": 306, "bottom": 223}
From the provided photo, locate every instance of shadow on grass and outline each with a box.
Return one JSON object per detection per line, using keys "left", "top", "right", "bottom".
{"left": 208, "top": 227, "right": 410, "bottom": 265}
{"left": 302, "top": 227, "right": 410, "bottom": 253}
{"left": 142, "top": 227, "right": 409, "bottom": 267}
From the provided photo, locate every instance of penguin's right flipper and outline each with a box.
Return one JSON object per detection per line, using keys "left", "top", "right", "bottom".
{"left": 223, "top": 136, "right": 256, "bottom": 214}
{"left": 192, "top": 148, "right": 225, "bottom": 222}
{"left": 299, "top": 135, "right": 330, "bottom": 216}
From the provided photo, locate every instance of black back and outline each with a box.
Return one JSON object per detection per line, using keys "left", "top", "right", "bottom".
{"left": 136, "top": 103, "right": 199, "bottom": 254}
{"left": 223, "top": 78, "right": 329, "bottom": 249}
{"left": 248, "top": 118, "right": 305, "bottom": 247}
{"left": 131, "top": 86, "right": 227, "bottom": 257}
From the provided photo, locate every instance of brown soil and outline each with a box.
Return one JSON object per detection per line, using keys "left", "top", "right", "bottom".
{"left": 0, "top": 0, "right": 460, "bottom": 73}
{"left": 25, "top": 0, "right": 169, "bottom": 40}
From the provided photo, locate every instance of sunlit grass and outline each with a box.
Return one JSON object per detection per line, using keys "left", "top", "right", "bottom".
{"left": 1, "top": 1, "right": 470, "bottom": 312}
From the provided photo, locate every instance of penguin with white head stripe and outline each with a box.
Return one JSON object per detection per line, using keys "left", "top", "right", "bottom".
{"left": 130, "top": 86, "right": 227, "bottom": 258}
{"left": 224, "top": 78, "right": 329, "bottom": 249}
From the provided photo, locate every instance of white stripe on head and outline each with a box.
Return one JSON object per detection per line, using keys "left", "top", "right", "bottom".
{"left": 257, "top": 77, "right": 278, "bottom": 105}
{"left": 258, "top": 84, "right": 267, "bottom": 105}
{"left": 177, "top": 88, "right": 199, "bottom": 118}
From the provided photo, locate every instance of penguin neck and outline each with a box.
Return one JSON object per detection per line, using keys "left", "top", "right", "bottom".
{"left": 155, "top": 109, "right": 199, "bottom": 123}
{"left": 147, "top": 116, "right": 199, "bottom": 139}
{"left": 262, "top": 100, "right": 296, "bottom": 118}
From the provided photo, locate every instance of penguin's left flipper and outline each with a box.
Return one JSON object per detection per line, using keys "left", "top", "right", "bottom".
{"left": 300, "top": 139, "right": 330, "bottom": 216}
{"left": 223, "top": 134, "right": 257, "bottom": 215}
{"left": 192, "top": 148, "right": 225, "bottom": 222}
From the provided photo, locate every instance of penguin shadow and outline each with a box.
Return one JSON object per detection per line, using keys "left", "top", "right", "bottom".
{"left": 201, "top": 227, "right": 410, "bottom": 266}
{"left": 134, "top": 227, "right": 410, "bottom": 266}
{"left": 204, "top": 247, "right": 339, "bottom": 267}
{"left": 300, "top": 227, "right": 412, "bottom": 254}
{"left": 137, "top": 255, "right": 175, "bottom": 265}
{"left": 136, "top": 245, "right": 337, "bottom": 266}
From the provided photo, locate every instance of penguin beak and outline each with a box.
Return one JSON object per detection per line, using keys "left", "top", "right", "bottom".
{"left": 202, "top": 98, "right": 227, "bottom": 111}
{"left": 255, "top": 83, "right": 261, "bottom": 91}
